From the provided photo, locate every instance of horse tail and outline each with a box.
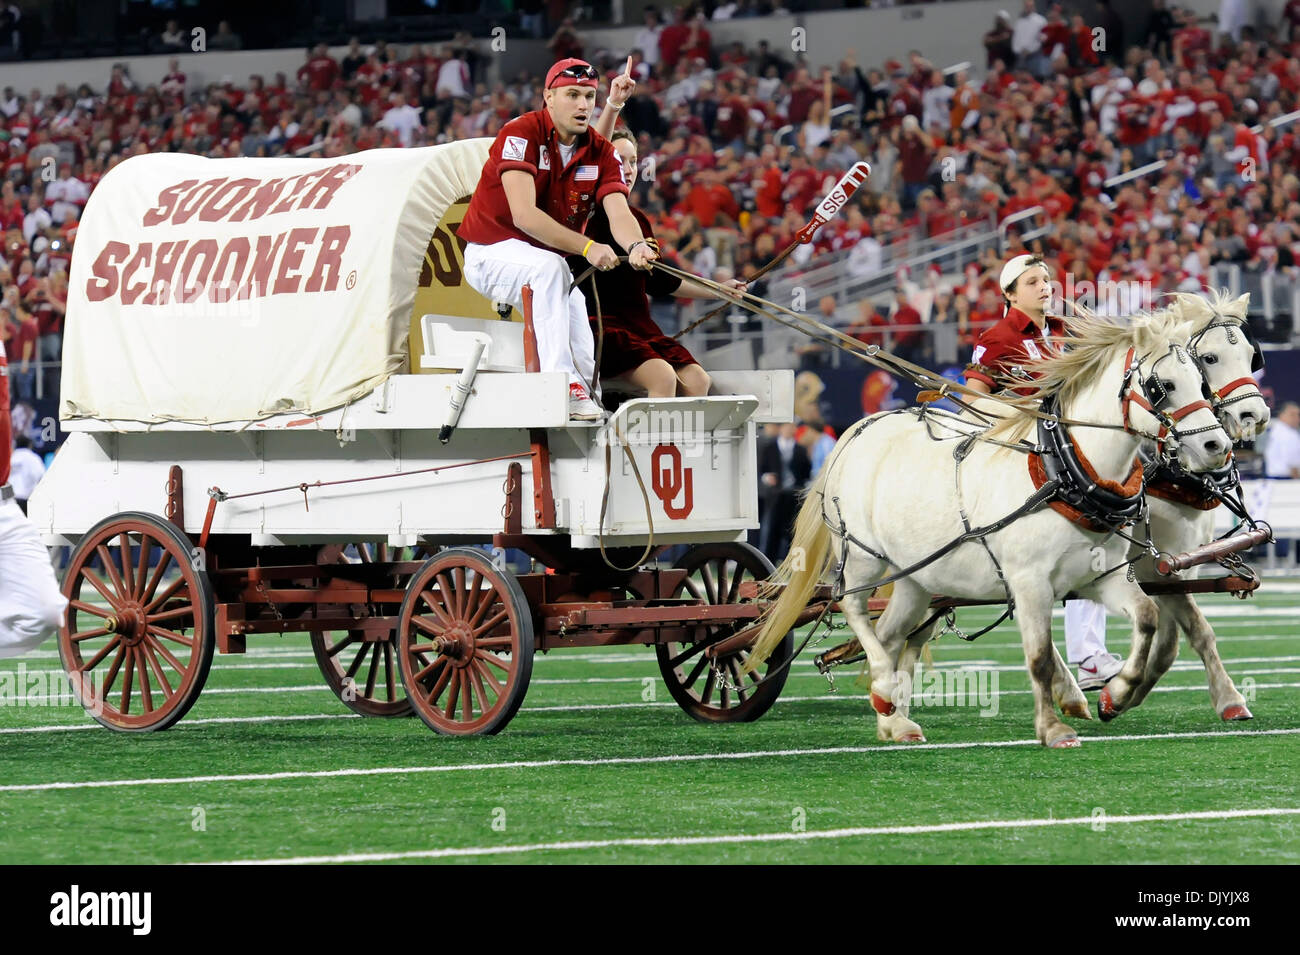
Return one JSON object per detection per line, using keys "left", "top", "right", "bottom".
{"left": 749, "top": 440, "right": 843, "bottom": 667}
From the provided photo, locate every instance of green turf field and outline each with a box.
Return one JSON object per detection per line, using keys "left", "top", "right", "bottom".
{"left": 2, "top": 580, "right": 1297, "bottom": 864}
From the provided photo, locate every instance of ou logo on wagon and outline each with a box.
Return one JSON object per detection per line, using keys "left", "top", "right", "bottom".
{"left": 650, "top": 444, "right": 694, "bottom": 519}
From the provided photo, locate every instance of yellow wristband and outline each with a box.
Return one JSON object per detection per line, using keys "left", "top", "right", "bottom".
{"left": 582, "top": 239, "right": 594, "bottom": 257}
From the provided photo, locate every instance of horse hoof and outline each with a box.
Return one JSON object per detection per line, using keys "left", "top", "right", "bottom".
{"left": 1221, "top": 703, "right": 1254, "bottom": 721}
{"left": 871, "top": 692, "right": 896, "bottom": 716}
{"left": 1097, "top": 686, "right": 1119, "bottom": 722}
{"left": 1061, "top": 699, "right": 1092, "bottom": 720}
{"left": 896, "top": 731, "right": 927, "bottom": 743}
{"left": 1047, "top": 734, "right": 1081, "bottom": 749}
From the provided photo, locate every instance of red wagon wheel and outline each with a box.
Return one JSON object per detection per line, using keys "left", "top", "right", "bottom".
{"left": 58, "top": 511, "right": 215, "bottom": 732}
{"left": 396, "top": 547, "right": 534, "bottom": 736}
{"left": 656, "top": 542, "right": 794, "bottom": 723}
{"left": 310, "top": 543, "right": 431, "bottom": 718}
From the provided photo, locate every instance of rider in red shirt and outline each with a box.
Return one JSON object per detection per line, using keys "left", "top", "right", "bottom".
{"left": 963, "top": 254, "right": 1065, "bottom": 396}
{"left": 458, "top": 58, "right": 656, "bottom": 420}
{"left": 963, "top": 253, "right": 1122, "bottom": 690}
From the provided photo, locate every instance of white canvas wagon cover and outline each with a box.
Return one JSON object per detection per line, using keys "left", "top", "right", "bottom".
{"left": 61, "top": 139, "right": 491, "bottom": 425}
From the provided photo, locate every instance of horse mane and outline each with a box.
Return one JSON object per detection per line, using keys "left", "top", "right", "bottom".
{"left": 979, "top": 302, "right": 1191, "bottom": 446}
{"left": 1162, "top": 288, "right": 1249, "bottom": 331}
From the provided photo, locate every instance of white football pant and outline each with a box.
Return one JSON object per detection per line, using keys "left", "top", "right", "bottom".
{"left": 0, "top": 496, "right": 68, "bottom": 658}
{"left": 463, "top": 238, "right": 597, "bottom": 391}
{"left": 1064, "top": 598, "right": 1108, "bottom": 664}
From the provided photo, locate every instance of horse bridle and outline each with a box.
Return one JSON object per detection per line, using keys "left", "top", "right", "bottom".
{"left": 1186, "top": 318, "right": 1265, "bottom": 412}
{"left": 1119, "top": 343, "right": 1219, "bottom": 455}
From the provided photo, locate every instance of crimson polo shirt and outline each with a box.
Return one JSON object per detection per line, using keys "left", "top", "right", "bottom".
{"left": 458, "top": 108, "right": 630, "bottom": 252}
{"left": 963, "top": 306, "right": 1067, "bottom": 396}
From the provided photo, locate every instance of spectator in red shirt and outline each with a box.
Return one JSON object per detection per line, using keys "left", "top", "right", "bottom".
{"left": 681, "top": 168, "right": 740, "bottom": 227}
{"left": 298, "top": 44, "right": 340, "bottom": 93}
{"left": 658, "top": 7, "right": 690, "bottom": 73}
{"left": 896, "top": 114, "right": 934, "bottom": 210}
{"left": 888, "top": 287, "right": 924, "bottom": 362}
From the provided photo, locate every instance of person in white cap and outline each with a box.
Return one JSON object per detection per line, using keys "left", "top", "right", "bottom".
{"left": 963, "top": 253, "right": 1122, "bottom": 690}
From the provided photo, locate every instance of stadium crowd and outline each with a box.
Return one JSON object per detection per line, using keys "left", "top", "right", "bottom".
{"left": 3, "top": 1, "right": 1300, "bottom": 486}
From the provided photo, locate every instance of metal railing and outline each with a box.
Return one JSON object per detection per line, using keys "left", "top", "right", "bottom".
{"left": 1105, "top": 109, "right": 1300, "bottom": 190}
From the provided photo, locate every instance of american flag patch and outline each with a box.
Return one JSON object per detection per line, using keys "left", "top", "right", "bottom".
{"left": 575, "top": 164, "right": 598, "bottom": 181}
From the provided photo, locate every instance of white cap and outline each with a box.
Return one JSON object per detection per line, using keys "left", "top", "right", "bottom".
{"left": 999, "top": 253, "right": 1046, "bottom": 292}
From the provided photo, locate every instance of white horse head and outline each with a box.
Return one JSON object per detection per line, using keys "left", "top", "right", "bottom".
{"left": 998, "top": 308, "right": 1233, "bottom": 474}
{"left": 1163, "top": 290, "right": 1270, "bottom": 442}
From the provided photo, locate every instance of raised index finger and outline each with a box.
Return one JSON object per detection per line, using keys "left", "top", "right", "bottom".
{"left": 624, "top": 56, "right": 633, "bottom": 77}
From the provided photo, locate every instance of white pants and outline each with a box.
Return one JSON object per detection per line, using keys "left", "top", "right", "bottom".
{"left": 1064, "top": 598, "right": 1107, "bottom": 664}
{"left": 463, "top": 238, "right": 596, "bottom": 390}
{"left": 0, "top": 497, "right": 67, "bottom": 659}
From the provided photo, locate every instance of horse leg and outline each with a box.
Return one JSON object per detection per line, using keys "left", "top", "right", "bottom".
{"left": 1165, "top": 592, "right": 1251, "bottom": 720}
{"left": 1123, "top": 594, "right": 1181, "bottom": 710}
{"left": 1011, "top": 582, "right": 1079, "bottom": 747}
{"left": 895, "top": 619, "right": 938, "bottom": 737}
{"left": 841, "top": 579, "right": 929, "bottom": 742}
{"left": 1084, "top": 576, "right": 1160, "bottom": 721}
{"left": 1049, "top": 641, "right": 1092, "bottom": 721}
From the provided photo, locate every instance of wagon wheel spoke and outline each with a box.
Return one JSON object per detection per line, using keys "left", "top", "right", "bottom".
{"left": 117, "top": 533, "right": 137, "bottom": 601}
{"left": 462, "top": 570, "right": 488, "bottom": 627}
{"left": 680, "top": 574, "right": 705, "bottom": 602}
{"left": 713, "top": 559, "right": 732, "bottom": 606}
{"left": 141, "top": 642, "right": 175, "bottom": 699}
{"left": 149, "top": 603, "right": 194, "bottom": 624}
{"left": 70, "top": 627, "right": 110, "bottom": 643}
{"left": 363, "top": 644, "right": 381, "bottom": 700}
{"left": 473, "top": 657, "right": 503, "bottom": 697}
{"left": 738, "top": 650, "right": 762, "bottom": 683}
{"left": 433, "top": 573, "right": 458, "bottom": 626}
{"left": 728, "top": 659, "right": 748, "bottom": 703}
{"left": 81, "top": 569, "right": 123, "bottom": 611}
{"left": 444, "top": 670, "right": 461, "bottom": 719}
{"left": 135, "top": 648, "right": 154, "bottom": 713}
{"left": 143, "top": 575, "right": 186, "bottom": 614}
{"left": 133, "top": 538, "right": 151, "bottom": 602}
{"left": 468, "top": 663, "right": 492, "bottom": 712}
{"left": 81, "top": 635, "right": 122, "bottom": 672}
{"left": 414, "top": 655, "right": 449, "bottom": 684}
{"left": 476, "top": 649, "right": 509, "bottom": 672}
{"left": 383, "top": 640, "right": 398, "bottom": 702}
{"left": 461, "top": 669, "right": 474, "bottom": 722}
{"left": 119, "top": 646, "right": 135, "bottom": 714}
{"left": 420, "top": 591, "right": 456, "bottom": 631}
{"left": 70, "top": 599, "right": 112, "bottom": 620}
{"left": 324, "top": 633, "right": 357, "bottom": 658}
{"left": 465, "top": 580, "right": 497, "bottom": 630}
{"left": 683, "top": 651, "right": 710, "bottom": 691}
{"left": 96, "top": 544, "right": 129, "bottom": 601}
{"left": 100, "top": 643, "right": 128, "bottom": 698}
{"left": 425, "top": 661, "right": 454, "bottom": 706}
{"left": 700, "top": 667, "right": 716, "bottom": 705}
{"left": 344, "top": 642, "right": 370, "bottom": 680}
{"left": 452, "top": 566, "right": 467, "bottom": 621}
{"left": 476, "top": 635, "right": 513, "bottom": 650}
{"left": 720, "top": 667, "right": 731, "bottom": 709}
{"left": 411, "top": 615, "right": 445, "bottom": 638}
{"left": 139, "top": 550, "right": 174, "bottom": 607}
{"left": 472, "top": 609, "right": 508, "bottom": 639}
{"left": 144, "top": 634, "right": 186, "bottom": 676}
{"left": 725, "top": 562, "right": 745, "bottom": 605}
{"left": 668, "top": 639, "right": 710, "bottom": 668}
{"left": 147, "top": 625, "right": 193, "bottom": 648}
{"left": 357, "top": 544, "right": 375, "bottom": 563}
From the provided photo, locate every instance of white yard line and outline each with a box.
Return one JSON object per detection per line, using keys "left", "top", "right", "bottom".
{"left": 3, "top": 727, "right": 1298, "bottom": 793}
{"left": 209, "top": 806, "right": 1300, "bottom": 864}
{"left": 9, "top": 678, "right": 1300, "bottom": 716}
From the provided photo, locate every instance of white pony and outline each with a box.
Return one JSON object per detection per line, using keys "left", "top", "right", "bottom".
{"left": 750, "top": 312, "right": 1232, "bottom": 747}
{"left": 1102, "top": 291, "right": 1270, "bottom": 722}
